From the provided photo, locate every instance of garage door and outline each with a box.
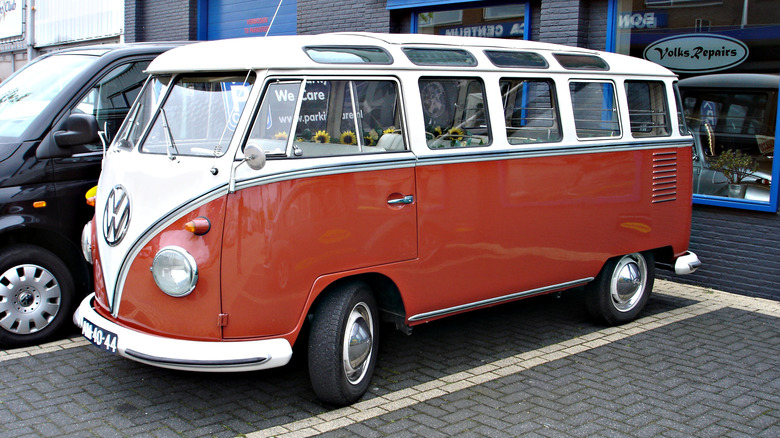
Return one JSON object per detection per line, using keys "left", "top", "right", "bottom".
{"left": 204, "top": 0, "right": 297, "bottom": 40}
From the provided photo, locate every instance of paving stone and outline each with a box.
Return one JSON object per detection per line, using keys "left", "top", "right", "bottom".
{"left": 1, "top": 283, "right": 779, "bottom": 437}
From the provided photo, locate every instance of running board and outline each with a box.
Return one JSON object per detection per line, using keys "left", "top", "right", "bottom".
{"left": 408, "top": 278, "right": 593, "bottom": 322}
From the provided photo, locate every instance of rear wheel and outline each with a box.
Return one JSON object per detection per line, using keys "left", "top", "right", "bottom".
{"left": 0, "top": 245, "right": 75, "bottom": 347}
{"left": 586, "top": 252, "right": 654, "bottom": 325}
{"left": 308, "top": 281, "right": 378, "bottom": 406}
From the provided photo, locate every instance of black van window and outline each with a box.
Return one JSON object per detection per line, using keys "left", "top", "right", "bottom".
{"left": 75, "top": 60, "right": 152, "bottom": 149}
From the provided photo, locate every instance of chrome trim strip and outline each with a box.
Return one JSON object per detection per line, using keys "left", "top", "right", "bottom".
{"left": 408, "top": 278, "right": 594, "bottom": 322}
{"left": 414, "top": 139, "right": 692, "bottom": 167}
{"left": 234, "top": 155, "right": 417, "bottom": 191}
{"left": 125, "top": 349, "right": 270, "bottom": 368}
{"left": 111, "top": 184, "right": 229, "bottom": 316}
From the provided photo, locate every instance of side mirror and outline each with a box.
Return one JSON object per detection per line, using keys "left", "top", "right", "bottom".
{"left": 54, "top": 113, "right": 100, "bottom": 147}
{"left": 244, "top": 142, "right": 267, "bottom": 171}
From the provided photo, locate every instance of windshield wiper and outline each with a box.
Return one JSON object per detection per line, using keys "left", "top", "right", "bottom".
{"left": 160, "top": 107, "right": 179, "bottom": 160}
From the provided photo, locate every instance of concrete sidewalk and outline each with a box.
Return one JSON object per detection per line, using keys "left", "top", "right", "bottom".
{"left": 1, "top": 280, "right": 779, "bottom": 437}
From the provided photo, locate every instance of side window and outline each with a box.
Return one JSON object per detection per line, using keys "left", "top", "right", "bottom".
{"left": 248, "top": 81, "right": 302, "bottom": 155}
{"left": 500, "top": 78, "right": 561, "bottom": 144}
{"left": 287, "top": 79, "right": 404, "bottom": 157}
{"left": 75, "top": 60, "right": 152, "bottom": 151}
{"left": 420, "top": 78, "right": 491, "bottom": 148}
{"left": 625, "top": 80, "right": 670, "bottom": 137}
{"left": 569, "top": 81, "right": 620, "bottom": 139}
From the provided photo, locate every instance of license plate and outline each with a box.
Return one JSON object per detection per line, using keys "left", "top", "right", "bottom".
{"left": 82, "top": 318, "right": 118, "bottom": 354}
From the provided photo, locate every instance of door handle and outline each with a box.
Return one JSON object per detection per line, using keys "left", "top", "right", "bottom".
{"left": 387, "top": 195, "right": 414, "bottom": 205}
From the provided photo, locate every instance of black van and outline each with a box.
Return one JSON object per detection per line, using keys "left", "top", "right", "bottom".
{"left": 0, "top": 43, "right": 182, "bottom": 347}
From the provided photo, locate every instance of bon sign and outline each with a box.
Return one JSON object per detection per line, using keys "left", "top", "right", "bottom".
{"left": 644, "top": 34, "right": 748, "bottom": 74}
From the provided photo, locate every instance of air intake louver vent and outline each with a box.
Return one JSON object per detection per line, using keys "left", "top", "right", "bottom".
{"left": 652, "top": 151, "right": 677, "bottom": 203}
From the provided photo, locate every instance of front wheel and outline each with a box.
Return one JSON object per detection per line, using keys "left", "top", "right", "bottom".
{"left": 585, "top": 252, "right": 654, "bottom": 325}
{"left": 308, "top": 281, "right": 379, "bottom": 406}
{"left": 0, "top": 245, "right": 76, "bottom": 348}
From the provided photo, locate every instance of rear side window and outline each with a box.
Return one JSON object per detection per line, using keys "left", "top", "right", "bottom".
{"left": 419, "top": 78, "right": 491, "bottom": 148}
{"left": 570, "top": 81, "right": 621, "bottom": 139}
{"left": 248, "top": 79, "right": 405, "bottom": 157}
{"left": 500, "top": 78, "right": 561, "bottom": 144}
{"left": 625, "top": 80, "right": 670, "bottom": 137}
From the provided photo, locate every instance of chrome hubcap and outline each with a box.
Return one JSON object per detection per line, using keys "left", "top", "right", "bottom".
{"left": 342, "top": 302, "right": 373, "bottom": 385}
{"left": 0, "top": 265, "right": 61, "bottom": 335}
{"left": 610, "top": 254, "right": 646, "bottom": 312}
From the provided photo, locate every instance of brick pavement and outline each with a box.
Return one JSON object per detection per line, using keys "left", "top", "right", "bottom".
{"left": 1, "top": 280, "right": 778, "bottom": 437}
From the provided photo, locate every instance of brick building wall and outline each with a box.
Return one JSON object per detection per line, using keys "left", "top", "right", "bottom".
{"left": 298, "top": 0, "right": 392, "bottom": 34}
{"left": 659, "top": 206, "right": 780, "bottom": 301}
{"left": 125, "top": 0, "right": 198, "bottom": 42}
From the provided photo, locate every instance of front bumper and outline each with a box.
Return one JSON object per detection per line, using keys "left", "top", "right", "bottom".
{"left": 74, "top": 293, "right": 293, "bottom": 372}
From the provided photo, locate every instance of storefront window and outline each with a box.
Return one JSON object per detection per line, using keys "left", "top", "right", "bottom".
{"left": 414, "top": 2, "right": 529, "bottom": 40}
{"left": 611, "top": 0, "right": 780, "bottom": 211}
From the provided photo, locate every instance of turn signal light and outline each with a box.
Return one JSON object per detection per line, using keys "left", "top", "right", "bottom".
{"left": 85, "top": 186, "right": 97, "bottom": 207}
{"left": 184, "top": 217, "right": 211, "bottom": 235}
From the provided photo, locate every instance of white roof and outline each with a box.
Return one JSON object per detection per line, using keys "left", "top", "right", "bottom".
{"left": 147, "top": 32, "right": 674, "bottom": 77}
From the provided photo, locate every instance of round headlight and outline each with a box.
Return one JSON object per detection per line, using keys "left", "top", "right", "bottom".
{"left": 151, "top": 246, "right": 198, "bottom": 297}
{"left": 81, "top": 222, "right": 93, "bottom": 264}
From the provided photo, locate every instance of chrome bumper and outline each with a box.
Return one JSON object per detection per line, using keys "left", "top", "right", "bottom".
{"left": 674, "top": 251, "right": 702, "bottom": 275}
{"left": 74, "top": 293, "right": 293, "bottom": 372}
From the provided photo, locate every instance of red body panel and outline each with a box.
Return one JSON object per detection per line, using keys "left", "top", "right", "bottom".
{"left": 220, "top": 167, "right": 417, "bottom": 338}
{"left": 109, "top": 199, "right": 228, "bottom": 340}
{"left": 391, "top": 147, "right": 691, "bottom": 318}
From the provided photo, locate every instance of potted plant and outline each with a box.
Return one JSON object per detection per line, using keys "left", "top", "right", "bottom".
{"left": 709, "top": 149, "right": 759, "bottom": 198}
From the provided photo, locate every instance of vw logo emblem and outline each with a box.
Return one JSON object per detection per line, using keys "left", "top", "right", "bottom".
{"left": 103, "top": 185, "right": 131, "bottom": 246}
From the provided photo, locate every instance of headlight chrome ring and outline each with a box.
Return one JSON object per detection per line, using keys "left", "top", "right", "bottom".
{"left": 151, "top": 246, "right": 198, "bottom": 297}
{"left": 81, "top": 222, "right": 93, "bottom": 264}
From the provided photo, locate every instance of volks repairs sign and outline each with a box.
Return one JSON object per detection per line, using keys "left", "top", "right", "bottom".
{"left": 644, "top": 34, "right": 749, "bottom": 73}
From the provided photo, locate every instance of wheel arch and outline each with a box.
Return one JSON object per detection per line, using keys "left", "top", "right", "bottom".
{"left": 304, "top": 272, "right": 408, "bottom": 339}
{"left": 0, "top": 225, "right": 92, "bottom": 295}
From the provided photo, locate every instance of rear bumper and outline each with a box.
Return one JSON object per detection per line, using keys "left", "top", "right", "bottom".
{"left": 74, "top": 293, "right": 293, "bottom": 372}
{"left": 673, "top": 251, "right": 702, "bottom": 275}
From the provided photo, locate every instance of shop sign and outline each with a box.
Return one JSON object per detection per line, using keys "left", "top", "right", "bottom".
{"left": 0, "top": 0, "right": 23, "bottom": 40}
{"left": 643, "top": 34, "right": 749, "bottom": 73}
{"left": 440, "top": 21, "right": 524, "bottom": 38}
{"left": 618, "top": 12, "right": 667, "bottom": 29}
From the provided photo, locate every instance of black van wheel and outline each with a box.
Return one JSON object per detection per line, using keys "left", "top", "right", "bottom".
{"left": 586, "top": 252, "right": 654, "bottom": 325}
{"left": 0, "top": 245, "right": 75, "bottom": 348}
{"left": 308, "top": 281, "right": 378, "bottom": 406}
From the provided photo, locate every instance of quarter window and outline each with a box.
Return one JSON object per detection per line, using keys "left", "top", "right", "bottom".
{"left": 624, "top": 80, "right": 670, "bottom": 138}
{"left": 570, "top": 81, "right": 621, "bottom": 139}
{"left": 420, "top": 78, "right": 491, "bottom": 148}
{"left": 500, "top": 78, "right": 561, "bottom": 144}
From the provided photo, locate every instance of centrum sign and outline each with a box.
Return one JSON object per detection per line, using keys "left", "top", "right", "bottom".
{"left": 0, "top": 0, "right": 22, "bottom": 40}
{"left": 643, "top": 34, "right": 748, "bottom": 73}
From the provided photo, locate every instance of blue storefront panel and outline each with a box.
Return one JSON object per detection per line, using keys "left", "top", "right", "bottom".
{"left": 199, "top": 0, "right": 297, "bottom": 40}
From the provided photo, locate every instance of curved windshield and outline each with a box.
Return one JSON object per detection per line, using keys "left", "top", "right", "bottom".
{"left": 0, "top": 54, "right": 98, "bottom": 138}
{"left": 136, "top": 73, "right": 255, "bottom": 158}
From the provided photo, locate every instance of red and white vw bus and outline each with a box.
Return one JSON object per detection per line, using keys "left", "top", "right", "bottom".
{"left": 75, "top": 33, "right": 700, "bottom": 406}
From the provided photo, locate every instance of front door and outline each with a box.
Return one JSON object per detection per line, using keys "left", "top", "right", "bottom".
{"left": 221, "top": 77, "right": 417, "bottom": 338}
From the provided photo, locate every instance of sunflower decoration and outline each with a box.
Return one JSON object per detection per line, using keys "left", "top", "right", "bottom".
{"left": 340, "top": 130, "right": 357, "bottom": 145}
{"left": 433, "top": 126, "right": 443, "bottom": 137}
{"left": 363, "top": 135, "right": 375, "bottom": 146}
{"left": 383, "top": 126, "right": 396, "bottom": 135}
{"left": 314, "top": 130, "right": 331, "bottom": 144}
{"left": 448, "top": 127, "right": 465, "bottom": 141}
{"left": 274, "top": 131, "right": 288, "bottom": 140}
